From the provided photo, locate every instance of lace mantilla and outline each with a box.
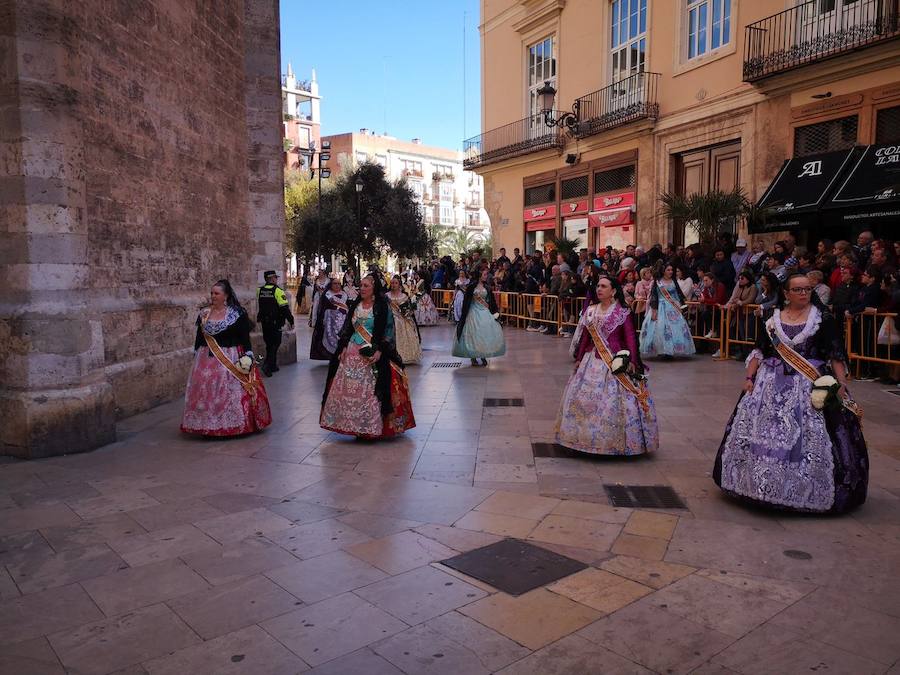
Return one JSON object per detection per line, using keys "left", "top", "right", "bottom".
{"left": 769, "top": 306, "right": 821, "bottom": 347}
{"left": 202, "top": 306, "right": 241, "bottom": 335}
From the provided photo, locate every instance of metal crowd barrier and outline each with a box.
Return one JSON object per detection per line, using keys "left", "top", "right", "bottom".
{"left": 722, "top": 304, "right": 763, "bottom": 359}
{"left": 683, "top": 301, "right": 727, "bottom": 356}
{"left": 430, "top": 289, "right": 456, "bottom": 315}
{"left": 845, "top": 312, "right": 900, "bottom": 375}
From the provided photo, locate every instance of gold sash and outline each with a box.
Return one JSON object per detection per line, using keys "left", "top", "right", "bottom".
{"left": 767, "top": 324, "right": 862, "bottom": 418}
{"left": 585, "top": 321, "right": 651, "bottom": 413}
{"left": 657, "top": 283, "right": 682, "bottom": 312}
{"left": 202, "top": 331, "right": 259, "bottom": 403}
{"left": 474, "top": 294, "right": 490, "bottom": 309}
{"left": 354, "top": 320, "right": 405, "bottom": 377}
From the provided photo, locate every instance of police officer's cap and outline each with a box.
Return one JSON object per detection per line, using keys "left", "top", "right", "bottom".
{"left": 264, "top": 270, "right": 278, "bottom": 278}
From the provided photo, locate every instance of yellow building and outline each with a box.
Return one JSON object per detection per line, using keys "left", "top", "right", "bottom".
{"left": 470, "top": 0, "right": 900, "bottom": 253}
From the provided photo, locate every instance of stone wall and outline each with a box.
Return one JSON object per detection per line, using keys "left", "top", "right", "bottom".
{"left": 0, "top": 0, "right": 293, "bottom": 458}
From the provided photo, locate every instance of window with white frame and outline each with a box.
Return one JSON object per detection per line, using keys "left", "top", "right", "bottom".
{"left": 355, "top": 151, "right": 368, "bottom": 165}
{"left": 401, "top": 159, "right": 422, "bottom": 176}
{"left": 440, "top": 205, "right": 453, "bottom": 225}
{"left": 687, "top": 0, "right": 731, "bottom": 60}
{"left": 527, "top": 36, "right": 556, "bottom": 117}
{"left": 434, "top": 163, "right": 453, "bottom": 179}
{"left": 374, "top": 154, "right": 387, "bottom": 167}
{"left": 467, "top": 212, "right": 480, "bottom": 227}
{"left": 440, "top": 183, "right": 454, "bottom": 202}
{"left": 409, "top": 181, "right": 424, "bottom": 200}
{"left": 610, "top": 0, "right": 647, "bottom": 90}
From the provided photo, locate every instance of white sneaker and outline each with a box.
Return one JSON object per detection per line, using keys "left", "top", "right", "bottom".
{"left": 526, "top": 325, "right": 539, "bottom": 332}
{"left": 712, "top": 350, "right": 721, "bottom": 358}
{"left": 704, "top": 330, "right": 718, "bottom": 339}
{"left": 538, "top": 326, "right": 549, "bottom": 333}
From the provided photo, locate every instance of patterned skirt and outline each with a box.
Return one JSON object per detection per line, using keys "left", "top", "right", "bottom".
{"left": 394, "top": 313, "right": 422, "bottom": 365}
{"left": 415, "top": 294, "right": 439, "bottom": 326}
{"left": 555, "top": 351, "right": 658, "bottom": 456}
{"left": 181, "top": 347, "right": 272, "bottom": 437}
{"left": 320, "top": 342, "right": 416, "bottom": 438}
{"left": 639, "top": 301, "right": 696, "bottom": 357}
{"left": 452, "top": 303, "right": 506, "bottom": 359}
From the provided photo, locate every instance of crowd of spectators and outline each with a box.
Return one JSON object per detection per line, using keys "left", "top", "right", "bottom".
{"left": 406, "top": 230, "right": 899, "bottom": 383}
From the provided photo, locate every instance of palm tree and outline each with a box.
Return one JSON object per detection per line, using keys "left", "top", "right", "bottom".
{"left": 659, "top": 189, "right": 752, "bottom": 246}
{"left": 548, "top": 234, "right": 581, "bottom": 260}
{"left": 426, "top": 224, "right": 454, "bottom": 256}
{"left": 449, "top": 229, "right": 479, "bottom": 258}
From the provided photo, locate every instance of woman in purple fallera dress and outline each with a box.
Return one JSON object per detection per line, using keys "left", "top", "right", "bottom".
{"left": 556, "top": 275, "right": 659, "bottom": 456}
{"left": 714, "top": 273, "right": 868, "bottom": 513}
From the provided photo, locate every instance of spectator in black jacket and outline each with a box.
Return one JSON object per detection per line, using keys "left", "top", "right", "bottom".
{"left": 847, "top": 266, "right": 882, "bottom": 380}
{"left": 710, "top": 248, "right": 736, "bottom": 293}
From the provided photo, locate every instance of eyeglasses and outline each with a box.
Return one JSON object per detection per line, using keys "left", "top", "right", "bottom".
{"left": 788, "top": 287, "right": 813, "bottom": 294}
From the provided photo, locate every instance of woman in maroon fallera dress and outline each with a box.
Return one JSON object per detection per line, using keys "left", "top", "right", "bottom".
{"left": 181, "top": 279, "right": 272, "bottom": 436}
{"left": 555, "top": 275, "right": 659, "bottom": 455}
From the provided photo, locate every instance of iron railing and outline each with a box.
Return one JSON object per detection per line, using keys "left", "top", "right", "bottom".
{"left": 463, "top": 113, "right": 564, "bottom": 169}
{"left": 744, "top": 0, "right": 900, "bottom": 81}
{"left": 573, "top": 72, "right": 660, "bottom": 139}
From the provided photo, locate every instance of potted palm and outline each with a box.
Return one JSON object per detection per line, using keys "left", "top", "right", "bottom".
{"left": 659, "top": 189, "right": 752, "bottom": 246}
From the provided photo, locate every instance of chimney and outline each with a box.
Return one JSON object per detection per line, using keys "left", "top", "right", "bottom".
{"left": 359, "top": 128, "right": 368, "bottom": 135}
{"left": 412, "top": 138, "right": 421, "bottom": 144}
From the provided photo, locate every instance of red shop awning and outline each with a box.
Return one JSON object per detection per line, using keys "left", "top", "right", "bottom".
{"left": 588, "top": 207, "right": 634, "bottom": 228}
{"left": 526, "top": 219, "right": 556, "bottom": 232}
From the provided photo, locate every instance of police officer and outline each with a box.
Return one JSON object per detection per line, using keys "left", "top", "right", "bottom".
{"left": 257, "top": 270, "right": 294, "bottom": 376}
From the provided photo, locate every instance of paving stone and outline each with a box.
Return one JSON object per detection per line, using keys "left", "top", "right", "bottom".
{"left": 610, "top": 532, "right": 669, "bottom": 560}
{"left": 694, "top": 568, "right": 814, "bottom": 603}
{"left": 372, "top": 623, "right": 493, "bottom": 675}
{"left": 143, "top": 625, "right": 308, "bottom": 674}
{"left": 474, "top": 491, "right": 560, "bottom": 520}
{"left": 474, "top": 463, "right": 537, "bottom": 483}
{"left": 0, "top": 568, "right": 19, "bottom": 601}
{"left": 0, "top": 504, "right": 81, "bottom": 537}
{"left": 181, "top": 536, "right": 298, "bottom": 586}
{"left": 11, "top": 482, "right": 101, "bottom": 509}
{"left": 355, "top": 565, "right": 487, "bottom": 625}
{"left": 7, "top": 543, "right": 127, "bottom": 594}
{"left": 0, "top": 530, "right": 55, "bottom": 567}
{"left": 645, "top": 574, "right": 788, "bottom": 639}
{"left": 547, "top": 568, "right": 653, "bottom": 614}
{"left": 496, "top": 633, "right": 652, "bottom": 674}
{"left": 453, "top": 511, "right": 538, "bottom": 538}
{"left": 425, "top": 611, "right": 530, "bottom": 672}
{"left": 193, "top": 507, "right": 294, "bottom": 544}
{"left": 599, "top": 555, "right": 696, "bottom": 590}
{"left": 623, "top": 510, "right": 679, "bottom": 540}
{"left": 345, "top": 530, "right": 458, "bottom": 575}
{"left": 67, "top": 490, "right": 160, "bottom": 520}
{"left": 108, "top": 524, "right": 221, "bottom": 566}
{"left": 200, "top": 492, "right": 280, "bottom": 513}
{"left": 305, "top": 648, "right": 403, "bottom": 675}
{"left": 411, "top": 523, "right": 503, "bottom": 552}
{"left": 264, "top": 550, "right": 387, "bottom": 604}
{"left": 40, "top": 513, "right": 146, "bottom": 551}
{"left": 0, "top": 583, "right": 103, "bottom": 645}
{"left": 549, "top": 501, "right": 633, "bottom": 525}
{"left": 267, "top": 517, "right": 371, "bottom": 559}
{"left": 577, "top": 600, "right": 735, "bottom": 675}
{"left": 0, "top": 637, "right": 65, "bottom": 675}
{"left": 459, "top": 587, "right": 601, "bottom": 650}
{"left": 712, "top": 621, "right": 885, "bottom": 675}
{"left": 267, "top": 499, "right": 346, "bottom": 524}
{"left": 82, "top": 558, "right": 209, "bottom": 616}
{"left": 141, "top": 483, "right": 220, "bottom": 503}
{"left": 126, "top": 499, "right": 226, "bottom": 531}
{"left": 528, "top": 514, "right": 621, "bottom": 552}
{"left": 336, "top": 512, "right": 423, "bottom": 538}
{"left": 48, "top": 604, "right": 200, "bottom": 675}
{"left": 260, "top": 592, "right": 408, "bottom": 666}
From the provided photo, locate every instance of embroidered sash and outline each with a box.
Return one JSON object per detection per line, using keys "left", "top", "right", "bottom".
{"left": 657, "top": 283, "right": 683, "bottom": 312}
{"left": 766, "top": 323, "right": 862, "bottom": 418}
{"left": 585, "top": 321, "right": 651, "bottom": 413}
{"left": 474, "top": 294, "right": 490, "bottom": 309}
{"left": 354, "top": 320, "right": 405, "bottom": 378}
{"left": 202, "top": 331, "right": 259, "bottom": 403}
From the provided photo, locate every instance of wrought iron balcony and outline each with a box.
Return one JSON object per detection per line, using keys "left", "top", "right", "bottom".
{"left": 463, "top": 114, "right": 564, "bottom": 170}
{"left": 573, "top": 72, "right": 660, "bottom": 139}
{"left": 744, "top": 0, "right": 900, "bottom": 82}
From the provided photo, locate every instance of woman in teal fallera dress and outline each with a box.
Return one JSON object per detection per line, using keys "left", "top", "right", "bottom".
{"left": 452, "top": 267, "right": 506, "bottom": 366}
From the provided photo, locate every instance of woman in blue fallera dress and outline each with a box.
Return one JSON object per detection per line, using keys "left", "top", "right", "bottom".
{"left": 452, "top": 267, "right": 506, "bottom": 366}
{"left": 639, "top": 262, "right": 696, "bottom": 358}
{"left": 714, "top": 273, "right": 868, "bottom": 513}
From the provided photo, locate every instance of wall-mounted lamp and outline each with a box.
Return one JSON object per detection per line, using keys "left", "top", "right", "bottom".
{"left": 811, "top": 91, "right": 832, "bottom": 100}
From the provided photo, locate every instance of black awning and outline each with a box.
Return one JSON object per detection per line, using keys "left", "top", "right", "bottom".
{"left": 825, "top": 143, "right": 900, "bottom": 222}
{"left": 751, "top": 148, "right": 858, "bottom": 233}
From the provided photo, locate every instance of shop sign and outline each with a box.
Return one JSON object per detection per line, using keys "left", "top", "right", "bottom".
{"left": 592, "top": 192, "right": 634, "bottom": 211}
{"left": 523, "top": 204, "right": 557, "bottom": 221}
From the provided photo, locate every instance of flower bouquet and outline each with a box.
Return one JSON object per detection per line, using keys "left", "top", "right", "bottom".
{"left": 236, "top": 354, "right": 254, "bottom": 375}
{"left": 610, "top": 350, "right": 630, "bottom": 375}
{"left": 810, "top": 375, "right": 840, "bottom": 411}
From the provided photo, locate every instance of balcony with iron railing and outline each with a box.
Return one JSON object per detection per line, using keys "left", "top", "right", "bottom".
{"left": 463, "top": 113, "right": 564, "bottom": 170}
{"left": 744, "top": 0, "right": 900, "bottom": 81}
{"left": 573, "top": 71, "right": 660, "bottom": 139}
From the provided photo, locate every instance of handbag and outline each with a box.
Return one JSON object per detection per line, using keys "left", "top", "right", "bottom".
{"left": 877, "top": 316, "right": 900, "bottom": 345}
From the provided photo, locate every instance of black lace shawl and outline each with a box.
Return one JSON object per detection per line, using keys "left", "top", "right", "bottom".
{"left": 456, "top": 282, "right": 499, "bottom": 340}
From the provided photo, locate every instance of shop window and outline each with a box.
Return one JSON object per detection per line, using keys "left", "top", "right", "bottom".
{"left": 524, "top": 183, "right": 555, "bottom": 206}
{"left": 875, "top": 105, "right": 900, "bottom": 144}
{"left": 793, "top": 115, "right": 858, "bottom": 156}
{"left": 561, "top": 175, "right": 590, "bottom": 199}
{"left": 594, "top": 165, "right": 636, "bottom": 194}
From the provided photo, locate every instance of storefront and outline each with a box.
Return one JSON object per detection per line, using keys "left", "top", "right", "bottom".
{"left": 588, "top": 191, "right": 636, "bottom": 250}
{"left": 523, "top": 204, "right": 557, "bottom": 254}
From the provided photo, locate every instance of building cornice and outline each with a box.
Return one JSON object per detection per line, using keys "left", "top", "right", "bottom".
{"left": 510, "top": 0, "right": 565, "bottom": 34}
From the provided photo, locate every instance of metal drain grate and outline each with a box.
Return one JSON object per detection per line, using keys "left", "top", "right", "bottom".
{"left": 483, "top": 398, "right": 524, "bottom": 407}
{"left": 431, "top": 361, "right": 462, "bottom": 368}
{"left": 440, "top": 538, "right": 586, "bottom": 596}
{"left": 532, "top": 442, "right": 580, "bottom": 458}
{"left": 604, "top": 484, "right": 687, "bottom": 509}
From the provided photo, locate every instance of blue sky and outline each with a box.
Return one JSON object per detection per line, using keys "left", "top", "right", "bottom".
{"left": 279, "top": 0, "right": 481, "bottom": 151}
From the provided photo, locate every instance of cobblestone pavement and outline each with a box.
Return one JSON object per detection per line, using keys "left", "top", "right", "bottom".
{"left": 2, "top": 324, "right": 899, "bottom": 674}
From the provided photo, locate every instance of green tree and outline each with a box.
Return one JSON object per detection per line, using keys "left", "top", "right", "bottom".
{"left": 427, "top": 224, "right": 454, "bottom": 257}
{"left": 659, "top": 189, "right": 752, "bottom": 246}
{"left": 448, "top": 229, "right": 479, "bottom": 258}
{"left": 548, "top": 234, "right": 581, "bottom": 259}
{"left": 290, "top": 163, "right": 431, "bottom": 274}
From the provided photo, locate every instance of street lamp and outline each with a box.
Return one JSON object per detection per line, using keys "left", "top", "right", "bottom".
{"left": 355, "top": 178, "right": 364, "bottom": 278}
{"left": 536, "top": 80, "right": 580, "bottom": 133}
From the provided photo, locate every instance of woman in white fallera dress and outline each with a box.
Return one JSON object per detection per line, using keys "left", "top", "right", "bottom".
{"left": 387, "top": 275, "right": 423, "bottom": 365}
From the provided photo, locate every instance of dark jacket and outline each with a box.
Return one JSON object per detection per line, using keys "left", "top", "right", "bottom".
{"left": 193, "top": 308, "right": 253, "bottom": 352}
{"left": 848, "top": 282, "right": 881, "bottom": 315}
{"left": 324, "top": 296, "right": 403, "bottom": 415}
{"left": 648, "top": 280, "right": 686, "bottom": 311}
{"left": 456, "top": 283, "right": 499, "bottom": 340}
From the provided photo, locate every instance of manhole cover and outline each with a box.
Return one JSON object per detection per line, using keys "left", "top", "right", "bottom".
{"left": 604, "top": 484, "right": 687, "bottom": 509}
{"left": 431, "top": 361, "right": 462, "bottom": 368}
{"left": 532, "top": 442, "right": 581, "bottom": 458}
{"left": 483, "top": 398, "right": 524, "bottom": 407}
{"left": 440, "top": 538, "right": 586, "bottom": 596}
{"left": 783, "top": 549, "right": 812, "bottom": 560}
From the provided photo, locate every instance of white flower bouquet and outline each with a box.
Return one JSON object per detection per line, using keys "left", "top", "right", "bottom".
{"left": 810, "top": 375, "right": 839, "bottom": 411}
{"left": 236, "top": 354, "right": 253, "bottom": 375}
{"left": 610, "top": 350, "right": 630, "bottom": 375}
